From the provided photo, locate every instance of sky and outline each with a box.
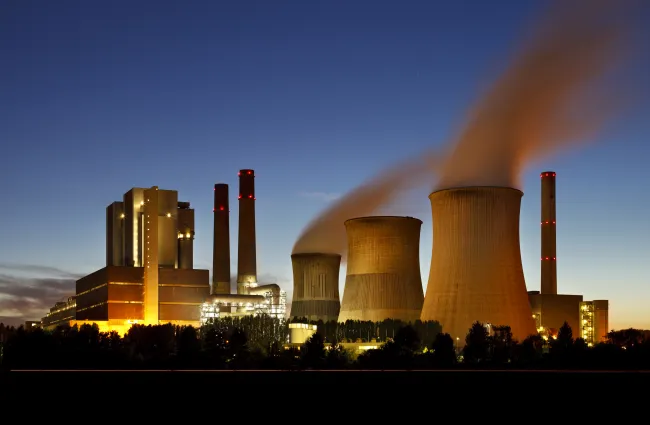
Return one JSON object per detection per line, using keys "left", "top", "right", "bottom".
{"left": 1, "top": 0, "right": 649, "bottom": 330}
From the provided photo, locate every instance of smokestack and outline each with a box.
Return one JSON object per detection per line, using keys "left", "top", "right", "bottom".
{"left": 420, "top": 187, "right": 536, "bottom": 341}
{"left": 540, "top": 171, "right": 557, "bottom": 295}
{"left": 290, "top": 253, "right": 341, "bottom": 322}
{"left": 237, "top": 169, "right": 257, "bottom": 293}
{"left": 212, "top": 184, "right": 230, "bottom": 295}
{"left": 339, "top": 216, "right": 424, "bottom": 323}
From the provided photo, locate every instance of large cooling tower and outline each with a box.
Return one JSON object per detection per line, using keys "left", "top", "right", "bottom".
{"left": 212, "top": 183, "right": 230, "bottom": 295}
{"left": 540, "top": 171, "right": 557, "bottom": 295}
{"left": 420, "top": 187, "right": 536, "bottom": 341}
{"left": 237, "top": 169, "right": 257, "bottom": 294}
{"left": 290, "top": 253, "right": 341, "bottom": 322}
{"left": 338, "top": 216, "right": 424, "bottom": 323}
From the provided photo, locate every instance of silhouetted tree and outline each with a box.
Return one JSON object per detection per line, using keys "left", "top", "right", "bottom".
{"left": 430, "top": 333, "right": 456, "bottom": 367}
{"left": 301, "top": 332, "right": 326, "bottom": 369}
{"left": 464, "top": 322, "right": 490, "bottom": 364}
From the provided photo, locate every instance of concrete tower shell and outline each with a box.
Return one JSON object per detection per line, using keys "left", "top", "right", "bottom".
{"left": 420, "top": 187, "right": 536, "bottom": 341}
{"left": 213, "top": 183, "right": 231, "bottom": 295}
{"left": 237, "top": 169, "right": 257, "bottom": 293}
{"left": 339, "top": 216, "right": 424, "bottom": 323}
{"left": 290, "top": 253, "right": 341, "bottom": 322}
{"left": 540, "top": 171, "right": 557, "bottom": 295}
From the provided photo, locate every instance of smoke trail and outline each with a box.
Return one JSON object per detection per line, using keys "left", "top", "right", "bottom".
{"left": 436, "top": 0, "right": 633, "bottom": 190}
{"left": 292, "top": 150, "right": 441, "bottom": 256}
{"left": 293, "top": 0, "right": 636, "bottom": 256}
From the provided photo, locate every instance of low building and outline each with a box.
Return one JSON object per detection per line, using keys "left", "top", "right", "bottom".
{"left": 42, "top": 296, "right": 76, "bottom": 329}
{"left": 74, "top": 265, "right": 210, "bottom": 332}
{"left": 580, "top": 300, "right": 609, "bottom": 345}
{"left": 528, "top": 291, "right": 583, "bottom": 336}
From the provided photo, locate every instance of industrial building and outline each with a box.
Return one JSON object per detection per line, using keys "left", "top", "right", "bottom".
{"left": 200, "top": 170, "right": 286, "bottom": 323}
{"left": 290, "top": 253, "right": 341, "bottom": 322}
{"left": 420, "top": 186, "right": 537, "bottom": 342}
{"left": 41, "top": 296, "right": 76, "bottom": 328}
{"left": 41, "top": 187, "right": 212, "bottom": 333}
{"left": 40, "top": 172, "right": 287, "bottom": 333}
{"left": 527, "top": 171, "right": 607, "bottom": 338}
{"left": 580, "top": 300, "right": 609, "bottom": 345}
{"left": 339, "top": 216, "right": 424, "bottom": 323}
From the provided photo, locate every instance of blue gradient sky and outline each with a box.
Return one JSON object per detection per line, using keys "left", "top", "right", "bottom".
{"left": 1, "top": 0, "right": 648, "bottom": 329}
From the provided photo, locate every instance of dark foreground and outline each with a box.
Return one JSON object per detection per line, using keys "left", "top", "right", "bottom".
{"left": 3, "top": 369, "right": 649, "bottom": 399}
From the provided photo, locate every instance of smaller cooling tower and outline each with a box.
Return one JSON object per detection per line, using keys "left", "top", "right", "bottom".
{"left": 338, "top": 216, "right": 424, "bottom": 323}
{"left": 420, "top": 187, "right": 536, "bottom": 341}
{"left": 290, "top": 253, "right": 341, "bottom": 322}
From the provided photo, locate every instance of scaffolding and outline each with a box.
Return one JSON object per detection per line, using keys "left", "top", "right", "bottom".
{"left": 200, "top": 290, "right": 287, "bottom": 326}
{"left": 580, "top": 301, "right": 595, "bottom": 346}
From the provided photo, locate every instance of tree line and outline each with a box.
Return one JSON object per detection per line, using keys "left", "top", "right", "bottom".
{"left": 1, "top": 319, "right": 649, "bottom": 370}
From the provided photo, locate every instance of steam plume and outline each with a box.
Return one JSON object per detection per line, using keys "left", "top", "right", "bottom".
{"left": 294, "top": 0, "right": 635, "bottom": 256}
{"left": 436, "top": 0, "right": 632, "bottom": 190}
{"left": 292, "top": 151, "right": 440, "bottom": 256}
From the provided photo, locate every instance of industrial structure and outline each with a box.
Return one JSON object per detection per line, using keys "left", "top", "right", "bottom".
{"left": 339, "top": 216, "right": 424, "bottom": 323}
{"left": 528, "top": 171, "right": 594, "bottom": 336}
{"left": 40, "top": 176, "right": 287, "bottom": 334}
{"left": 42, "top": 187, "right": 211, "bottom": 334}
{"left": 289, "top": 253, "right": 341, "bottom": 322}
{"left": 41, "top": 296, "right": 76, "bottom": 328}
{"left": 579, "top": 300, "right": 609, "bottom": 345}
{"left": 200, "top": 169, "right": 286, "bottom": 323}
{"left": 420, "top": 187, "right": 536, "bottom": 341}
{"left": 212, "top": 183, "right": 231, "bottom": 295}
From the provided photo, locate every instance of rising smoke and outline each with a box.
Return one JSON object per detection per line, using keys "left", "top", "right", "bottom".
{"left": 293, "top": 0, "right": 635, "bottom": 257}
{"left": 292, "top": 151, "right": 441, "bottom": 256}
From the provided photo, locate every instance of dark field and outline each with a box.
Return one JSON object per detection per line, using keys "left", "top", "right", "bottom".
{"left": 3, "top": 369, "right": 648, "bottom": 399}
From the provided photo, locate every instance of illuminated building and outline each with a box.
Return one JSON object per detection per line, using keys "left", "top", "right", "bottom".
{"left": 528, "top": 172, "right": 583, "bottom": 335}
{"left": 339, "top": 216, "right": 424, "bottom": 323}
{"left": 580, "top": 300, "right": 609, "bottom": 346}
{"left": 420, "top": 187, "right": 536, "bottom": 342}
{"left": 41, "top": 296, "right": 76, "bottom": 328}
{"left": 44, "top": 186, "right": 210, "bottom": 333}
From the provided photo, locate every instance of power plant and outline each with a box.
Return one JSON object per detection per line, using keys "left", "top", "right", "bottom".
{"left": 420, "top": 187, "right": 536, "bottom": 342}
{"left": 528, "top": 171, "right": 607, "bottom": 342}
{"left": 41, "top": 171, "right": 286, "bottom": 333}
{"left": 201, "top": 169, "right": 286, "bottom": 322}
{"left": 38, "top": 167, "right": 611, "bottom": 345}
{"left": 338, "top": 216, "right": 424, "bottom": 323}
{"left": 42, "top": 187, "right": 212, "bottom": 334}
{"left": 290, "top": 253, "right": 341, "bottom": 322}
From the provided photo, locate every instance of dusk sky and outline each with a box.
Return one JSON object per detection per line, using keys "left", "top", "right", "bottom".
{"left": 1, "top": 0, "right": 648, "bottom": 330}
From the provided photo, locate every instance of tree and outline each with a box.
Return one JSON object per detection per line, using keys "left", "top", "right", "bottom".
{"left": 301, "top": 333, "right": 326, "bottom": 369}
{"left": 463, "top": 321, "right": 490, "bottom": 364}
{"left": 430, "top": 333, "right": 456, "bottom": 367}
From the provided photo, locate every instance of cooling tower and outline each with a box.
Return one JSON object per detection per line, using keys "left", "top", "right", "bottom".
{"left": 540, "top": 171, "right": 557, "bottom": 295}
{"left": 290, "top": 253, "right": 341, "bottom": 322}
{"left": 420, "top": 187, "right": 536, "bottom": 341}
{"left": 338, "top": 216, "right": 424, "bottom": 323}
{"left": 237, "top": 169, "right": 257, "bottom": 293}
{"left": 212, "top": 183, "right": 230, "bottom": 295}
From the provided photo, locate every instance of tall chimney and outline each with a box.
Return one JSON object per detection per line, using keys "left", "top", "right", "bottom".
{"left": 540, "top": 171, "right": 557, "bottom": 295}
{"left": 237, "top": 169, "right": 257, "bottom": 294}
{"left": 212, "top": 184, "right": 231, "bottom": 294}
